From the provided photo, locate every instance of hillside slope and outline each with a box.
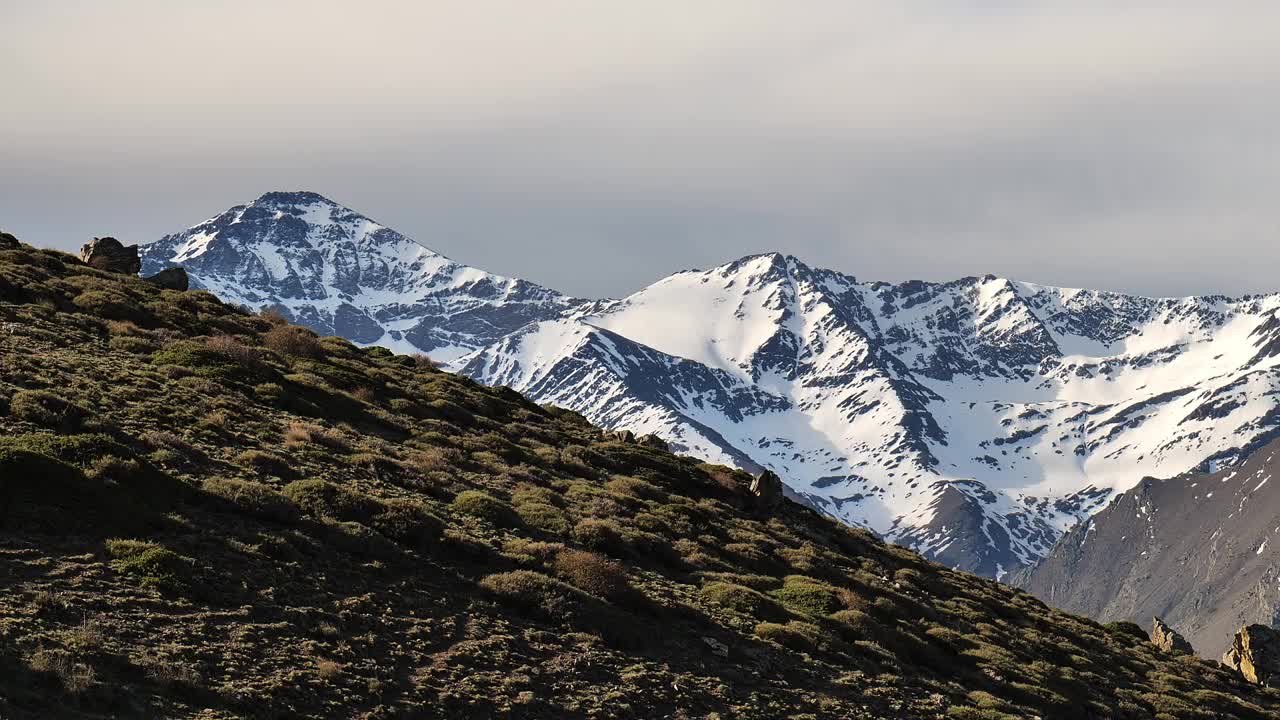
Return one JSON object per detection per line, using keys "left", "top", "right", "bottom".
{"left": 5, "top": 235, "right": 1278, "bottom": 718}
{"left": 1018, "top": 438, "right": 1280, "bottom": 659}
{"left": 140, "top": 192, "right": 1280, "bottom": 578}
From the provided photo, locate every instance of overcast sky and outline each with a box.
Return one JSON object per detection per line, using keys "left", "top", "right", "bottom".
{"left": 4, "top": 2, "right": 1279, "bottom": 298}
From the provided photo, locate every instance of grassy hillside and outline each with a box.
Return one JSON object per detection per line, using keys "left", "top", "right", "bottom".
{"left": 0, "top": 239, "right": 1276, "bottom": 719}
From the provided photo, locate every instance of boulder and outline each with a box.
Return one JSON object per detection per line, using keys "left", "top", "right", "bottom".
{"left": 637, "top": 434, "right": 669, "bottom": 452}
{"left": 143, "top": 267, "right": 189, "bottom": 292}
{"left": 1222, "top": 624, "right": 1280, "bottom": 686}
{"left": 0, "top": 231, "right": 18, "bottom": 250}
{"left": 1150, "top": 617, "right": 1193, "bottom": 655}
{"left": 750, "top": 470, "right": 785, "bottom": 509}
{"left": 79, "top": 237, "right": 140, "bottom": 275}
{"left": 608, "top": 429, "right": 637, "bottom": 444}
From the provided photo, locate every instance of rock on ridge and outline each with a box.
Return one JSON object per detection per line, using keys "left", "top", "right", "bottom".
{"left": 1222, "top": 624, "right": 1280, "bottom": 685}
{"left": 1151, "top": 616, "right": 1193, "bottom": 654}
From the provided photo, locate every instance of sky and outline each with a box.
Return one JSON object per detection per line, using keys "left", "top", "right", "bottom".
{"left": 3, "top": 1, "right": 1280, "bottom": 299}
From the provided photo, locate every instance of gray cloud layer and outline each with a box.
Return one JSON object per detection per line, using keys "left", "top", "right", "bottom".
{"left": 4, "top": 1, "right": 1279, "bottom": 298}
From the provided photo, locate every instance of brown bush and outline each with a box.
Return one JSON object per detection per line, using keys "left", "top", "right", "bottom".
{"left": 262, "top": 325, "right": 323, "bottom": 358}
{"left": 552, "top": 549, "right": 630, "bottom": 602}
{"left": 204, "top": 334, "right": 264, "bottom": 367}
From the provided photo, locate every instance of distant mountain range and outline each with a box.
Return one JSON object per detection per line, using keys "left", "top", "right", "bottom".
{"left": 141, "top": 191, "right": 1280, "bottom": 577}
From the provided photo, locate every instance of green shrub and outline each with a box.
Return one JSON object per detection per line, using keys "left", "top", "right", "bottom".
{"left": 572, "top": 518, "right": 631, "bottom": 557}
{"left": 701, "top": 582, "right": 786, "bottom": 621}
{"left": 451, "top": 490, "right": 518, "bottom": 527}
{"left": 152, "top": 341, "right": 240, "bottom": 379}
{"left": 10, "top": 390, "right": 87, "bottom": 432}
{"left": 479, "top": 570, "right": 584, "bottom": 622}
{"left": 203, "top": 477, "right": 300, "bottom": 523}
{"left": 516, "top": 502, "right": 571, "bottom": 535}
{"left": 829, "top": 609, "right": 878, "bottom": 641}
{"left": 282, "top": 479, "right": 380, "bottom": 524}
{"left": 105, "top": 539, "right": 197, "bottom": 596}
{"left": 772, "top": 575, "right": 843, "bottom": 616}
{"left": 754, "top": 621, "right": 820, "bottom": 652}
{"left": 372, "top": 498, "right": 443, "bottom": 548}
{"left": 1104, "top": 621, "right": 1149, "bottom": 645}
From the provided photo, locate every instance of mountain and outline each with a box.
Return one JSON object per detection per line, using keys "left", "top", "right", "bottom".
{"left": 1016, "top": 437, "right": 1280, "bottom": 658}
{"left": 3, "top": 233, "right": 1279, "bottom": 718}
{"left": 140, "top": 191, "right": 583, "bottom": 362}
{"left": 140, "top": 192, "right": 1280, "bottom": 578}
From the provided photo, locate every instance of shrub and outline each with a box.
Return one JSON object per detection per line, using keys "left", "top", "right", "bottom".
{"left": 830, "top": 609, "right": 878, "bottom": 642}
{"left": 235, "top": 449, "right": 293, "bottom": 478}
{"left": 282, "top": 479, "right": 380, "bottom": 524}
{"left": 451, "top": 490, "right": 518, "bottom": 527}
{"left": 204, "top": 334, "right": 264, "bottom": 367}
{"left": 479, "top": 570, "right": 584, "bottom": 622}
{"left": 105, "top": 539, "right": 197, "bottom": 596}
{"left": 10, "top": 390, "right": 87, "bottom": 432}
{"left": 754, "top": 621, "right": 820, "bottom": 652}
{"left": 27, "top": 648, "right": 97, "bottom": 693}
{"left": 152, "top": 341, "right": 239, "bottom": 379}
{"left": 1104, "top": 621, "right": 1149, "bottom": 645}
{"left": 73, "top": 289, "right": 145, "bottom": 322}
{"left": 203, "top": 477, "right": 300, "bottom": 523}
{"left": 263, "top": 325, "right": 323, "bottom": 358}
{"left": 372, "top": 498, "right": 443, "bottom": 548}
{"left": 701, "top": 582, "right": 787, "bottom": 621}
{"left": 552, "top": 549, "right": 630, "bottom": 603}
{"left": 571, "top": 518, "right": 630, "bottom": 557}
{"left": 772, "top": 576, "right": 843, "bottom": 616}
{"left": 516, "top": 502, "right": 571, "bottom": 535}
{"left": 253, "top": 382, "right": 285, "bottom": 402}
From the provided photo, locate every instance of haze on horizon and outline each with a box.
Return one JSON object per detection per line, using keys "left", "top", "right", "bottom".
{"left": 4, "top": 1, "right": 1280, "bottom": 299}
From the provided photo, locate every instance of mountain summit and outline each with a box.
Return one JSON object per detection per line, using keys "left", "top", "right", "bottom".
{"left": 141, "top": 191, "right": 579, "bottom": 361}
{"left": 142, "top": 193, "right": 1280, "bottom": 577}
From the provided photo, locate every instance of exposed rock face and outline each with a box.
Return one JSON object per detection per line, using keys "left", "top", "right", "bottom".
{"left": 0, "top": 231, "right": 18, "bottom": 250}
{"left": 80, "top": 237, "right": 141, "bottom": 275}
{"left": 1151, "top": 617, "right": 1194, "bottom": 655}
{"left": 1222, "top": 624, "right": 1280, "bottom": 685}
{"left": 143, "top": 267, "right": 189, "bottom": 292}
{"left": 1018, "top": 437, "right": 1280, "bottom": 658}
{"left": 604, "top": 429, "right": 636, "bottom": 443}
{"left": 750, "top": 470, "right": 785, "bottom": 509}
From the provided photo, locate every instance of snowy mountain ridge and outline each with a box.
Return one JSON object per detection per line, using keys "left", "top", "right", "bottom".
{"left": 141, "top": 192, "right": 1280, "bottom": 577}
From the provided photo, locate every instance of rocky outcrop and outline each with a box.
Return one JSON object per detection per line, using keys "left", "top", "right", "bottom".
{"left": 80, "top": 237, "right": 140, "bottom": 275}
{"left": 1222, "top": 624, "right": 1280, "bottom": 686}
{"left": 603, "top": 429, "right": 636, "bottom": 443}
{"left": 637, "top": 434, "right": 669, "bottom": 452}
{"left": 143, "top": 267, "right": 189, "bottom": 292}
{"left": 750, "top": 470, "right": 785, "bottom": 509}
{"left": 0, "top": 231, "right": 18, "bottom": 250}
{"left": 1151, "top": 617, "right": 1193, "bottom": 655}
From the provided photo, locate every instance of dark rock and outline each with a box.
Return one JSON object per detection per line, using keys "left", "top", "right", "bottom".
{"left": 143, "top": 267, "right": 189, "bottom": 291}
{"left": 606, "top": 429, "right": 636, "bottom": 444}
{"left": 750, "top": 470, "right": 785, "bottom": 509}
{"left": 80, "top": 237, "right": 141, "bottom": 275}
{"left": 637, "top": 434, "right": 668, "bottom": 451}
{"left": 1223, "top": 624, "right": 1280, "bottom": 685}
{"left": 1151, "top": 617, "right": 1193, "bottom": 655}
{"left": 0, "top": 231, "right": 18, "bottom": 250}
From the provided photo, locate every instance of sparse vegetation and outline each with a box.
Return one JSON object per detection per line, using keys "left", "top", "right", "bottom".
{"left": 0, "top": 241, "right": 1275, "bottom": 718}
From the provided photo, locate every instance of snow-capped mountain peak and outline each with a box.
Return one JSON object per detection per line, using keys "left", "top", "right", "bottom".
{"left": 142, "top": 192, "right": 582, "bottom": 360}
{"left": 142, "top": 193, "right": 1280, "bottom": 578}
